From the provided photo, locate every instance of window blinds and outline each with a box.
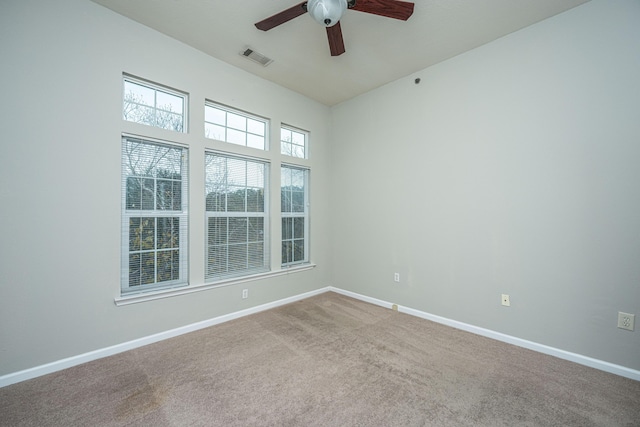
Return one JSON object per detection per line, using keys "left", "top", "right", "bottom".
{"left": 121, "top": 137, "right": 189, "bottom": 294}
{"left": 281, "top": 165, "right": 308, "bottom": 265}
{"left": 205, "top": 153, "right": 270, "bottom": 280}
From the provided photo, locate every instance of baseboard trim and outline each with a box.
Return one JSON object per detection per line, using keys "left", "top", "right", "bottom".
{"left": 3, "top": 285, "right": 638, "bottom": 387}
{"left": 328, "top": 286, "right": 640, "bottom": 382}
{"left": 329, "top": 287, "right": 395, "bottom": 310}
{"left": 0, "top": 286, "right": 330, "bottom": 388}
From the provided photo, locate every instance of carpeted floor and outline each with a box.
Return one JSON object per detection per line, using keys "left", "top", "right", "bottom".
{"left": 1, "top": 292, "right": 639, "bottom": 426}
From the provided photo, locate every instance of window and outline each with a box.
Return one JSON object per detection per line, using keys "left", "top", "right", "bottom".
{"left": 206, "top": 153, "right": 269, "bottom": 281}
{"left": 281, "top": 165, "right": 309, "bottom": 266}
{"left": 121, "top": 137, "right": 189, "bottom": 294}
{"left": 281, "top": 126, "right": 307, "bottom": 159}
{"left": 205, "top": 103, "right": 268, "bottom": 150}
{"left": 123, "top": 76, "right": 187, "bottom": 132}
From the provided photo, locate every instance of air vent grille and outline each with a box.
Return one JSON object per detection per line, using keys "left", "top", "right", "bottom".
{"left": 241, "top": 48, "right": 273, "bottom": 67}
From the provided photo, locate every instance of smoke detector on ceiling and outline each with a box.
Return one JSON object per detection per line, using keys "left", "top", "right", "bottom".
{"left": 240, "top": 48, "right": 273, "bottom": 67}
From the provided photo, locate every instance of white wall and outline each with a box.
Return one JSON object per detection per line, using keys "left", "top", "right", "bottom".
{"left": 0, "top": 0, "right": 332, "bottom": 375}
{"left": 2, "top": 0, "right": 639, "bottom": 380}
{"left": 330, "top": 0, "right": 640, "bottom": 371}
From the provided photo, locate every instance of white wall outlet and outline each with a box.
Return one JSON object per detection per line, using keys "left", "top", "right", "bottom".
{"left": 394, "top": 273, "right": 400, "bottom": 283}
{"left": 242, "top": 289, "right": 249, "bottom": 299}
{"left": 501, "top": 294, "right": 510, "bottom": 307}
{"left": 617, "top": 312, "right": 635, "bottom": 331}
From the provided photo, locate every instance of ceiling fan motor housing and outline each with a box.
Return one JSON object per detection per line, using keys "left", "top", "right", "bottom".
{"left": 307, "top": 0, "right": 348, "bottom": 27}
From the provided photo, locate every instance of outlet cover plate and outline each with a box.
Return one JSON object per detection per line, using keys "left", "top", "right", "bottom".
{"left": 501, "top": 294, "right": 510, "bottom": 307}
{"left": 618, "top": 312, "right": 635, "bottom": 331}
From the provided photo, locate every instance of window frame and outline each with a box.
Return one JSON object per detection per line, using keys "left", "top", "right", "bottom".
{"left": 280, "top": 124, "right": 308, "bottom": 159}
{"left": 116, "top": 73, "right": 318, "bottom": 304}
{"left": 281, "top": 164, "right": 310, "bottom": 267}
{"left": 205, "top": 151, "right": 271, "bottom": 282}
{"left": 204, "top": 101, "right": 269, "bottom": 151}
{"left": 121, "top": 135, "right": 189, "bottom": 295}
{"left": 123, "top": 75, "right": 188, "bottom": 133}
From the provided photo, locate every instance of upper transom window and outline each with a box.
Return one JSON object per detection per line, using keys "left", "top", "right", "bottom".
{"left": 281, "top": 125, "right": 307, "bottom": 159}
{"left": 205, "top": 102, "right": 268, "bottom": 150}
{"left": 123, "top": 76, "right": 187, "bottom": 133}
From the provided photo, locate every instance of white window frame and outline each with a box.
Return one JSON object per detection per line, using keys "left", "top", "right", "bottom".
{"left": 205, "top": 102, "right": 269, "bottom": 151}
{"left": 205, "top": 152, "right": 271, "bottom": 282}
{"left": 280, "top": 125, "right": 308, "bottom": 159}
{"left": 281, "top": 165, "right": 309, "bottom": 267}
{"left": 123, "top": 75, "right": 188, "bottom": 133}
{"left": 121, "top": 136, "right": 189, "bottom": 295}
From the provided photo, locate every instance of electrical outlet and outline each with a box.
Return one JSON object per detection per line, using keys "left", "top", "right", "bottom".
{"left": 242, "top": 289, "right": 248, "bottom": 299}
{"left": 617, "top": 312, "right": 635, "bottom": 331}
{"left": 392, "top": 304, "right": 398, "bottom": 311}
{"left": 501, "top": 294, "right": 510, "bottom": 307}
{"left": 394, "top": 273, "right": 400, "bottom": 283}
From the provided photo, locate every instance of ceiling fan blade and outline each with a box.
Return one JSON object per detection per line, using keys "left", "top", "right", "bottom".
{"left": 255, "top": 1, "right": 308, "bottom": 31}
{"left": 326, "top": 22, "right": 346, "bottom": 56}
{"left": 350, "top": 0, "right": 414, "bottom": 21}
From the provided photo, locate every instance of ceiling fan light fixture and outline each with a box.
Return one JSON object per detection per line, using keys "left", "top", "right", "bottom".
{"left": 307, "top": 0, "right": 347, "bottom": 27}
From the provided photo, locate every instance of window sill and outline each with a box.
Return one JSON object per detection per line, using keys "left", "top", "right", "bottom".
{"left": 114, "top": 263, "right": 316, "bottom": 306}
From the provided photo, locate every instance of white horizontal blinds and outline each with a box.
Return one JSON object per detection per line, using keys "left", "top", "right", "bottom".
{"left": 281, "top": 165, "right": 309, "bottom": 266}
{"left": 121, "top": 137, "right": 188, "bottom": 294}
{"left": 280, "top": 126, "right": 307, "bottom": 158}
{"left": 123, "top": 78, "right": 186, "bottom": 132}
{"left": 204, "top": 103, "right": 267, "bottom": 150}
{"left": 205, "top": 153, "right": 269, "bottom": 281}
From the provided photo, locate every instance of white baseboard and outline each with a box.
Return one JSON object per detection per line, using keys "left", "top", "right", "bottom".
{"left": 329, "top": 286, "right": 640, "bottom": 382}
{"left": 329, "top": 286, "right": 396, "bottom": 310}
{"left": 2, "top": 285, "right": 638, "bottom": 387}
{"left": 0, "top": 287, "right": 330, "bottom": 388}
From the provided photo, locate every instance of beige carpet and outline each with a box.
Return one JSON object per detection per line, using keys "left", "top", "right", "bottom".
{"left": 1, "top": 292, "right": 639, "bottom": 426}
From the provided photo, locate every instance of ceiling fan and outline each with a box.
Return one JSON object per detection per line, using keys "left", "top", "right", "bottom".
{"left": 255, "top": 0, "right": 415, "bottom": 56}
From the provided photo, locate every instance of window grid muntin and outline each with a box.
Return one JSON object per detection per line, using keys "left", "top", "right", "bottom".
{"left": 207, "top": 212, "right": 266, "bottom": 277}
{"left": 205, "top": 152, "right": 270, "bottom": 281}
{"left": 123, "top": 76, "right": 187, "bottom": 133}
{"left": 127, "top": 216, "right": 181, "bottom": 286}
{"left": 205, "top": 102, "right": 268, "bottom": 151}
{"left": 281, "top": 125, "right": 308, "bottom": 159}
{"left": 281, "top": 165, "right": 309, "bottom": 266}
{"left": 122, "top": 136, "right": 188, "bottom": 294}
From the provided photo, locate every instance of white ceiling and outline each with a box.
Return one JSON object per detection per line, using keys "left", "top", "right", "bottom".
{"left": 90, "top": 0, "right": 589, "bottom": 106}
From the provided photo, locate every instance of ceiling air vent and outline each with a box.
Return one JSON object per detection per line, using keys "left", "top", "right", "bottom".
{"left": 240, "top": 48, "right": 273, "bottom": 67}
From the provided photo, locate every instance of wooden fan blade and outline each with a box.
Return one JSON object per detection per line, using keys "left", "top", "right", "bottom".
{"left": 326, "top": 22, "right": 346, "bottom": 56}
{"left": 255, "top": 1, "right": 308, "bottom": 31}
{"left": 350, "top": 0, "right": 414, "bottom": 21}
